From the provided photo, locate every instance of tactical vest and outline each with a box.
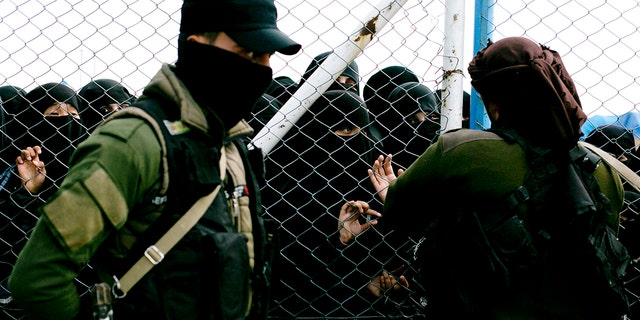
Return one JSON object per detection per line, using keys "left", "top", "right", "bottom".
{"left": 101, "top": 97, "right": 275, "bottom": 320}
{"left": 413, "top": 129, "right": 630, "bottom": 319}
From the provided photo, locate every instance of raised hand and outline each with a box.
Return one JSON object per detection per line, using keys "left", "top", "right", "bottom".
{"left": 16, "top": 146, "right": 46, "bottom": 193}
{"left": 368, "top": 154, "right": 404, "bottom": 203}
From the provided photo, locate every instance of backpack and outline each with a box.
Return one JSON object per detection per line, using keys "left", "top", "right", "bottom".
{"left": 415, "top": 129, "right": 631, "bottom": 319}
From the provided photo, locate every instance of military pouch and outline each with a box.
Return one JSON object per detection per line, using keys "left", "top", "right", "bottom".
{"left": 590, "top": 222, "right": 631, "bottom": 314}
{"left": 247, "top": 218, "right": 279, "bottom": 320}
{"left": 201, "top": 230, "right": 250, "bottom": 319}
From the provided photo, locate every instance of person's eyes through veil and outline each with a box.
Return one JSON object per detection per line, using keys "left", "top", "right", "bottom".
{"left": 333, "top": 123, "right": 361, "bottom": 137}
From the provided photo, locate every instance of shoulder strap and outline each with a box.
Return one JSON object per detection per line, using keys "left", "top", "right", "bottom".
{"left": 111, "top": 148, "right": 227, "bottom": 299}
{"left": 489, "top": 129, "right": 557, "bottom": 208}
{"left": 100, "top": 102, "right": 171, "bottom": 196}
{"left": 486, "top": 129, "right": 596, "bottom": 227}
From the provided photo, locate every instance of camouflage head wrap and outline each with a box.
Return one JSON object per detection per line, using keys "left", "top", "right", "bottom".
{"left": 468, "top": 36, "right": 587, "bottom": 149}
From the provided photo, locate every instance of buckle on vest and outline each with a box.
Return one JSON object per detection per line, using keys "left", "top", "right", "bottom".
{"left": 501, "top": 186, "right": 530, "bottom": 213}
{"left": 514, "top": 186, "right": 530, "bottom": 202}
{"left": 144, "top": 245, "right": 165, "bottom": 265}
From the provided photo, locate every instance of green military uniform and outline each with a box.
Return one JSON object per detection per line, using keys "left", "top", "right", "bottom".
{"left": 381, "top": 128, "right": 626, "bottom": 319}
{"left": 8, "top": 63, "right": 249, "bottom": 319}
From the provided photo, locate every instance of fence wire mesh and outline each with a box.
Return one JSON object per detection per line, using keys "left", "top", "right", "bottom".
{"left": 1, "top": 0, "right": 640, "bottom": 319}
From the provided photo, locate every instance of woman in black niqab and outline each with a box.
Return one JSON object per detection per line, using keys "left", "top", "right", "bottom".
{"left": 380, "top": 82, "right": 439, "bottom": 170}
{"left": 19, "top": 83, "right": 86, "bottom": 197}
{"left": 263, "top": 90, "right": 387, "bottom": 318}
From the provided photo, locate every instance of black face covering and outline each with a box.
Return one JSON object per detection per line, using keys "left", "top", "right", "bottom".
{"left": 381, "top": 82, "right": 440, "bottom": 169}
{"left": 31, "top": 116, "right": 82, "bottom": 156}
{"left": 380, "top": 110, "right": 439, "bottom": 170}
{"left": 267, "top": 90, "right": 374, "bottom": 198}
{"left": 175, "top": 40, "right": 273, "bottom": 130}
{"left": 404, "top": 117, "right": 439, "bottom": 160}
{"left": 28, "top": 115, "right": 84, "bottom": 176}
{"left": 15, "top": 114, "right": 84, "bottom": 198}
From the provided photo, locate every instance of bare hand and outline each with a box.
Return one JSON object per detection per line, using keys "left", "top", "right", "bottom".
{"left": 15, "top": 146, "right": 46, "bottom": 193}
{"left": 368, "top": 154, "right": 403, "bottom": 203}
{"left": 366, "top": 265, "right": 409, "bottom": 297}
{"left": 338, "top": 200, "right": 381, "bottom": 244}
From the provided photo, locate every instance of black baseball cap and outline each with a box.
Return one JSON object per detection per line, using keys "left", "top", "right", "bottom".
{"left": 180, "top": 0, "right": 301, "bottom": 55}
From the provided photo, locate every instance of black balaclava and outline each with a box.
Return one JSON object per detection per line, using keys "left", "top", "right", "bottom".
{"left": 298, "top": 51, "right": 361, "bottom": 95}
{"left": 78, "top": 78, "right": 136, "bottom": 132}
{"left": 21, "top": 83, "right": 86, "bottom": 193}
{"left": 0, "top": 86, "right": 28, "bottom": 117}
{"left": 175, "top": 36, "right": 273, "bottom": 132}
{"left": 381, "top": 82, "right": 439, "bottom": 169}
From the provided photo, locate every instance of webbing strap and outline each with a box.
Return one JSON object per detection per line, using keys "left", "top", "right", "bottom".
{"left": 581, "top": 141, "right": 640, "bottom": 193}
{"left": 112, "top": 148, "right": 227, "bottom": 298}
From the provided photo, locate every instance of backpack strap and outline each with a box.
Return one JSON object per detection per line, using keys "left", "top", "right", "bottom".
{"left": 111, "top": 148, "right": 227, "bottom": 299}
{"left": 484, "top": 129, "right": 558, "bottom": 223}
{"left": 490, "top": 130, "right": 604, "bottom": 217}
{"left": 99, "top": 103, "right": 171, "bottom": 197}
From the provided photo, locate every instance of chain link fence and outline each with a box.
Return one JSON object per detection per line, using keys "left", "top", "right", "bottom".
{"left": 2, "top": 0, "right": 640, "bottom": 319}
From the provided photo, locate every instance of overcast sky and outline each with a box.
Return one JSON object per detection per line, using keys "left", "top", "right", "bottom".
{"left": 1, "top": 0, "right": 639, "bottom": 117}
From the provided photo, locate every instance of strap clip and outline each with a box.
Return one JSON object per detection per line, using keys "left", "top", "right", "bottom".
{"left": 144, "top": 245, "right": 165, "bottom": 265}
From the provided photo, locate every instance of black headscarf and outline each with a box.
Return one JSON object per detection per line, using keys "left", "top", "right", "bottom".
{"left": 297, "top": 51, "right": 361, "bottom": 95}
{"left": 0, "top": 86, "right": 28, "bottom": 117}
{"left": 0, "top": 86, "right": 28, "bottom": 146}
{"left": 363, "top": 65, "right": 419, "bottom": 116}
{"left": 363, "top": 66, "right": 420, "bottom": 146}
{"left": 78, "top": 79, "right": 136, "bottom": 132}
{"left": 265, "top": 75, "right": 298, "bottom": 105}
{"left": 20, "top": 83, "right": 86, "bottom": 194}
{"left": 380, "top": 82, "right": 439, "bottom": 169}
{"left": 0, "top": 86, "right": 28, "bottom": 156}
{"left": 267, "top": 90, "right": 373, "bottom": 184}
{"left": 263, "top": 89, "right": 375, "bottom": 230}
{"left": 468, "top": 36, "right": 586, "bottom": 150}
{"left": 264, "top": 90, "right": 375, "bottom": 244}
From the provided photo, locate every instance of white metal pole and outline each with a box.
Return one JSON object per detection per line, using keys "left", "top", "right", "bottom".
{"left": 441, "top": 0, "right": 465, "bottom": 132}
{"left": 250, "top": 0, "right": 409, "bottom": 155}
